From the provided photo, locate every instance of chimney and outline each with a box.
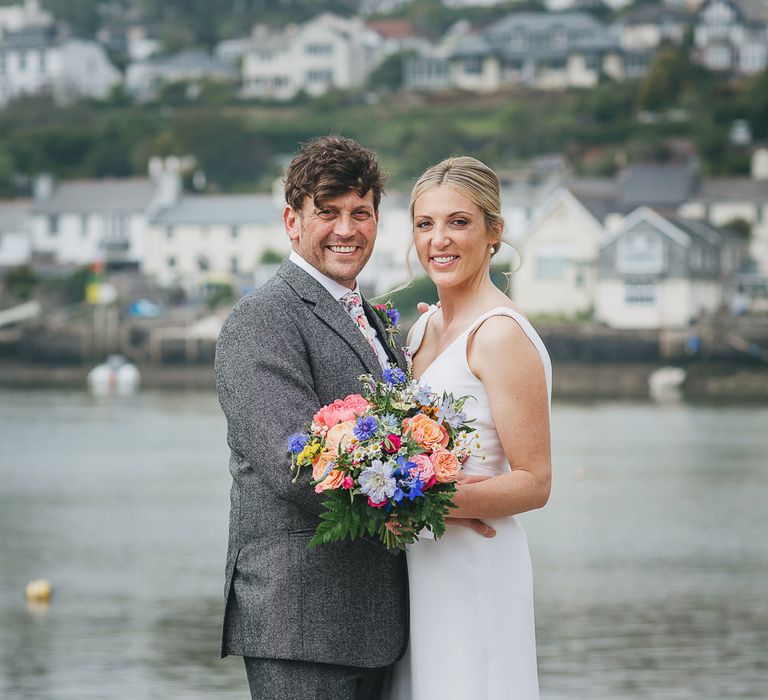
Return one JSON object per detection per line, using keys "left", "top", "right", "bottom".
{"left": 149, "top": 156, "right": 181, "bottom": 209}
{"left": 33, "top": 173, "right": 55, "bottom": 200}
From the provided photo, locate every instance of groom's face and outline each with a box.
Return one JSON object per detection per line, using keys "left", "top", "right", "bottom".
{"left": 284, "top": 189, "right": 378, "bottom": 289}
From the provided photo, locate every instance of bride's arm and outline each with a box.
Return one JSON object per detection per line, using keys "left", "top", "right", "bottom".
{"left": 449, "top": 316, "right": 551, "bottom": 519}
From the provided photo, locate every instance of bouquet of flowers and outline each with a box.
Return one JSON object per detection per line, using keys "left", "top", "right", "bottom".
{"left": 288, "top": 366, "right": 482, "bottom": 550}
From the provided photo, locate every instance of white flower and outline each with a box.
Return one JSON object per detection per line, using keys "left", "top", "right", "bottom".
{"left": 358, "top": 459, "right": 397, "bottom": 504}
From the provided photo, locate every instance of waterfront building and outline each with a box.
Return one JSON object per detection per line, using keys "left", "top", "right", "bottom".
{"left": 596, "top": 208, "right": 745, "bottom": 329}
{"left": 0, "top": 198, "right": 31, "bottom": 268}
{"left": 512, "top": 187, "right": 606, "bottom": 318}
{"left": 143, "top": 193, "right": 288, "bottom": 292}
{"left": 615, "top": 3, "right": 688, "bottom": 51}
{"left": 0, "top": 0, "right": 51, "bottom": 34}
{"left": 0, "top": 26, "right": 121, "bottom": 107}
{"left": 28, "top": 158, "right": 181, "bottom": 270}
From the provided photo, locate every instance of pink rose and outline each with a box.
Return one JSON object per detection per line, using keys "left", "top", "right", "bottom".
{"left": 382, "top": 434, "right": 401, "bottom": 454}
{"left": 409, "top": 453, "right": 435, "bottom": 483}
{"left": 430, "top": 448, "right": 461, "bottom": 483}
{"left": 368, "top": 496, "right": 388, "bottom": 508}
{"left": 312, "top": 394, "right": 372, "bottom": 429}
{"left": 342, "top": 476, "right": 355, "bottom": 490}
{"left": 403, "top": 414, "right": 449, "bottom": 451}
{"left": 325, "top": 420, "right": 356, "bottom": 455}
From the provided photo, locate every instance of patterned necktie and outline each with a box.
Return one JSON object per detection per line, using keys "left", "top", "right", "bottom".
{"left": 340, "top": 291, "right": 379, "bottom": 356}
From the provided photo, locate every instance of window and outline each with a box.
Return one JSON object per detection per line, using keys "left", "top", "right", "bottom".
{"left": 19, "top": 52, "right": 27, "bottom": 71}
{"left": 625, "top": 280, "right": 657, "bottom": 305}
{"left": 48, "top": 215, "right": 58, "bottom": 235}
{"left": 197, "top": 255, "right": 210, "bottom": 272}
{"left": 0, "top": 55, "right": 6, "bottom": 75}
{"left": 39, "top": 50, "right": 46, "bottom": 72}
{"left": 165, "top": 226, "right": 174, "bottom": 240}
{"left": 306, "top": 44, "right": 333, "bottom": 56}
{"left": 617, "top": 231, "right": 664, "bottom": 274}
{"left": 535, "top": 256, "right": 568, "bottom": 280}
{"left": 167, "top": 256, "right": 176, "bottom": 268}
{"left": 463, "top": 57, "right": 483, "bottom": 75}
{"left": 306, "top": 69, "right": 332, "bottom": 85}
{"left": 82, "top": 215, "right": 89, "bottom": 236}
{"left": 230, "top": 225, "right": 239, "bottom": 239}
{"left": 230, "top": 256, "right": 239, "bottom": 273}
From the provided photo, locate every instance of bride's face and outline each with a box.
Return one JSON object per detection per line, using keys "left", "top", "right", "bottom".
{"left": 412, "top": 185, "right": 494, "bottom": 289}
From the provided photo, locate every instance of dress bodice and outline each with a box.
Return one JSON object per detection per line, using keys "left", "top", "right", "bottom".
{"left": 408, "top": 305, "right": 552, "bottom": 478}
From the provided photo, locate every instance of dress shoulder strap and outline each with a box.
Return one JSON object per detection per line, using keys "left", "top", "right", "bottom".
{"left": 407, "top": 304, "right": 440, "bottom": 355}
{"left": 466, "top": 306, "right": 552, "bottom": 402}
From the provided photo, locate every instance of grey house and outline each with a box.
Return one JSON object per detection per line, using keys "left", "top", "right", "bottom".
{"left": 596, "top": 207, "right": 746, "bottom": 329}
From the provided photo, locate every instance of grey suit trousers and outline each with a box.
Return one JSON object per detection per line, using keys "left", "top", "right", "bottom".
{"left": 244, "top": 656, "right": 388, "bottom": 700}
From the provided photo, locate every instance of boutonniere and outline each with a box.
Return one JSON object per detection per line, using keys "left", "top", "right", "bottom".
{"left": 372, "top": 300, "right": 401, "bottom": 350}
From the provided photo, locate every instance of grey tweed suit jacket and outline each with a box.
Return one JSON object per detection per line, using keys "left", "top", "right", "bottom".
{"left": 215, "top": 260, "right": 409, "bottom": 668}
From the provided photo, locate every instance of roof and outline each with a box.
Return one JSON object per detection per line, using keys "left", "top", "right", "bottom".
{"left": 617, "top": 162, "right": 699, "bottom": 207}
{"left": 660, "top": 213, "right": 732, "bottom": 246}
{"left": 32, "top": 179, "right": 155, "bottom": 215}
{"left": 694, "top": 177, "right": 768, "bottom": 202}
{"left": 566, "top": 178, "right": 619, "bottom": 221}
{"left": 366, "top": 19, "right": 420, "bottom": 39}
{"left": 0, "top": 26, "right": 58, "bottom": 51}
{"left": 152, "top": 194, "right": 282, "bottom": 226}
{"left": 619, "top": 4, "right": 688, "bottom": 25}
{"left": 145, "top": 49, "right": 236, "bottom": 77}
{"left": 452, "top": 12, "right": 620, "bottom": 60}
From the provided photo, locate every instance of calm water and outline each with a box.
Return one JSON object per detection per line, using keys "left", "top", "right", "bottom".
{"left": 0, "top": 390, "right": 766, "bottom": 700}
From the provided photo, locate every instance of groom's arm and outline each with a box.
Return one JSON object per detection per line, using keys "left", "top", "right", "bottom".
{"left": 215, "top": 295, "right": 324, "bottom": 516}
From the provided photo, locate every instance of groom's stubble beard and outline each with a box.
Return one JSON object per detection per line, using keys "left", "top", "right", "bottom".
{"left": 298, "top": 218, "right": 377, "bottom": 289}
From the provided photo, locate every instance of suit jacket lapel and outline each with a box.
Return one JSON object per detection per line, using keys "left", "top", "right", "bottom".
{"left": 363, "top": 298, "right": 407, "bottom": 371}
{"left": 277, "top": 261, "right": 383, "bottom": 377}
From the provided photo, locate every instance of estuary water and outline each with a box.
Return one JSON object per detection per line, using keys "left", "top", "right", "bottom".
{"left": 0, "top": 389, "right": 766, "bottom": 699}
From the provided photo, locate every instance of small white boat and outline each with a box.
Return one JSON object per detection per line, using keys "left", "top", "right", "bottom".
{"left": 648, "top": 366, "right": 686, "bottom": 403}
{"left": 87, "top": 355, "right": 141, "bottom": 396}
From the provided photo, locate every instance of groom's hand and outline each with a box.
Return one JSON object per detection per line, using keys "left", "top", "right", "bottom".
{"left": 449, "top": 518, "right": 496, "bottom": 538}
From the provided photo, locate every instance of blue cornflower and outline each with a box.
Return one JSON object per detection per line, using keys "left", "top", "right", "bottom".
{"left": 393, "top": 455, "right": 416, "bottom": 479}
{"left": 386, "top": 307, "right": 401, "bottom": 325}
{"left": 380, "top": 413, "right": 399, "bottom": 432}
{"left": 392, "top": 485, "right": 405, "bottom": 504}
{"left": 405, "top": 475, "right": 425, "bottom": 501}
{"left": 287, "top": 432, "right": 310, "bottom": 454}
{"left": 383, "top": 367, "right": 407, "bottom": 386}
{"left": 353, "top": 415, "right": 378, "bottom": 441}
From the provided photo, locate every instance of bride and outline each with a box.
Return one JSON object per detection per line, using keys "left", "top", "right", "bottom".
{"left": 388, "top": 157, "right": 552, "bottom": 700}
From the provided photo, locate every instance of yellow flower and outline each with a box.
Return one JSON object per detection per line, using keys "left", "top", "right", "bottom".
{"left": 296, "top": 441, "right": 322, "bottom": 467}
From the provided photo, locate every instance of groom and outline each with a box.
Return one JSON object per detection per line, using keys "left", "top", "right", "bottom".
{"left": 215, "top": 136, "right": 409, "bottom": 699}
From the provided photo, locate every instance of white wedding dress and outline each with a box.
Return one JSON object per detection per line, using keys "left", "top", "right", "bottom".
{"left": 387, "top": 306, "right": 551, "bottom": 700}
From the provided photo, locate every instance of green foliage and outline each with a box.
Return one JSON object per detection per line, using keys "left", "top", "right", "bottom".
{"left": 723, "top": 218, "right": 752, "bottom": 240}
{"left": 3, "top": 265, "right": 39, "bottom": 301}
{"left": 43, "top": 266, "right": 90, "bottom": 305}
{"left": 744, "top": 69, "right": 768, "bottom": 140}
{"left": 636, "top": 45, "right": 693, "bottom": 112}
{"left": 367, "top": 50, "right": 417, "bottom": 92}
{"left": 387, "top": 275, "right": 439, "bottom": 324}
{"left": 260, "top": 249, "right": 284, "bottom": 264}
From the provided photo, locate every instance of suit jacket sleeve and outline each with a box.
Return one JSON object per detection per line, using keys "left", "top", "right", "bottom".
{"left": 215, "top": 295, "right": 324, "bottom": 516}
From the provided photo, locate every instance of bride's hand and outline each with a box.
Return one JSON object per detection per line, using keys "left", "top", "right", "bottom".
{"left": 456, "top": 473, "right": 491, "bottom": 485}
{"left": 447, "top": 517, "right": 496, "bottom": 538}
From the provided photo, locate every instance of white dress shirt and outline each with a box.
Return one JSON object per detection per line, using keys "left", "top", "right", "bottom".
{"left": 288, "top": 251, "right": 390, "bottom": 369}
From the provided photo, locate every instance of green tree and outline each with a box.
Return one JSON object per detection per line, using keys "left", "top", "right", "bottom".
{"left": 4, "top": 265, "right": 39, "bottom": 301}
{"left": 745, "top": 68, "right": 768, "bottom": 139}
{"left": 636, "top": 45, "right": 692, "bottom": 112}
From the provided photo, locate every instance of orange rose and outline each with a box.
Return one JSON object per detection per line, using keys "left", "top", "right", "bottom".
{"left": 404, "top": 413, "right": 449, "bottom": 450}
{"left": 312, "top": 451, "right": 345, "bottom": 492}
{"left": 430, "top": 448, "right": 461, "bottom": 483}
{"left": 325, "top": 420, "right": 356, "bottom": 456}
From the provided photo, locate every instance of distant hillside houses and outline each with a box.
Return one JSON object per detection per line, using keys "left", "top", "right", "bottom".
{"left": 405, "top": 12, "right": 651, "bottom": 92}
{"left": 0, "top": 26, "right": 121, "bottom": 106}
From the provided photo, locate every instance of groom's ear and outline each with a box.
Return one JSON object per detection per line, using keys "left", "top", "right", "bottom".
{"left": 284, "top": 206, "right": 300, "bottom": 242}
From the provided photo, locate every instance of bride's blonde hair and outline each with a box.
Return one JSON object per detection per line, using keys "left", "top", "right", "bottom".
{"left": 409, "top": 156, "right": 506, "bottom": 254}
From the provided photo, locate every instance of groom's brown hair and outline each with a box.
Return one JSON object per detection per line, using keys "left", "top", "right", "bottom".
{"left": 284, "top": 135, "right": 385, "bottom": 212}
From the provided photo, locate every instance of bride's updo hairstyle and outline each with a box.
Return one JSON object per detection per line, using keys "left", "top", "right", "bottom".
{"left": 409, "top": 156, "right": 505, "bottom": 255}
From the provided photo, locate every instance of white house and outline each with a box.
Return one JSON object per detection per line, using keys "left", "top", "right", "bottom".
{"left": 596, "top": 207, "right": 743, "bottom": 329}
{"left": 143, "top": 194, "right": 288, "bottom": 291}
{"left": 615, "top": 3, "right": 687, "bottom": 52}
{"left": 0, "top": 27, "right": 121, "bottom": 106}
{"left": 29, "top": 158, "right": 182, "bottom": 269}
{"left": 693, "top": 0, "right": 768, "bottom": 74}
{"left": 125, "top": 49, "right": 237, "bottom": 101}
{"left": 678, "top": 149, "right": 768, "bottom": 273}
{"left": 0, "top": 198, "right": 31, "bottom": 268}
{"left": 239, "top": 14, "right": 383, "bottom": 101}
{"left": 512, "top": 187, "right": 606, "bottom": 318}
{"left": 0, "top": 0, "right": 51, "bottom": 34}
